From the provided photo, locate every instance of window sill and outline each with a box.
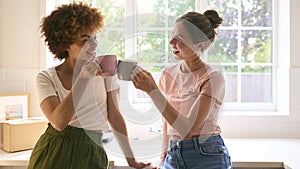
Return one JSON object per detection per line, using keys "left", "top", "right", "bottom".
{"left": 224, "top": 110, "right": 289, "bottom": 116}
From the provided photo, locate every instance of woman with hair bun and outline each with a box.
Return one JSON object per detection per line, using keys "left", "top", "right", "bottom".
{"left": 131, "top": 10, "right": 231, "bottom": 169}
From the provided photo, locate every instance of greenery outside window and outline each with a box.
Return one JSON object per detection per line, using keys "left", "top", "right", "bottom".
{"left": 46, "top": 0, "right": 276, "bottom": 113}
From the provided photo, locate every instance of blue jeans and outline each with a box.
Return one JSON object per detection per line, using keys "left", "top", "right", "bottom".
{"left": 161, "top": 135, "right": 231, "bottom": 169}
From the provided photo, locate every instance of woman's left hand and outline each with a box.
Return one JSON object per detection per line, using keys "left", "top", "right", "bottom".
{"left": 77, "top": 58, "right": 102, "bottom": 79}
{"left": 129, "top": 161, "right": 151, "bottom": 169}
{"left": 127, "top": 157, "right": 151, "bottom": 169}
{"left": 131, "top": 67, "right": 158, "bottom": 94}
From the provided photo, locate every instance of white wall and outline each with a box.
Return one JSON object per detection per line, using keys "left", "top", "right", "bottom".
{"left": 289, "top": 0, "right": 300, "bottom": 137}
{"left": 0, "top": 0, "right": 43, "bottom": 117}
{"left": 0, "top": 0, "right": 299, "bottom": 137}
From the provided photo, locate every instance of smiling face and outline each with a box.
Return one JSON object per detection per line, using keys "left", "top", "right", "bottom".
{"left": 169, "top": 21, "right": 199, "bottom": 61}
{"left": 67, "top": 31, "right": 98, "bottom": 62}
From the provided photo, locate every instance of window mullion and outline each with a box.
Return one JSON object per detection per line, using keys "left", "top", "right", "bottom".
{"left": 125, "top": 0, "right": 138, "bottom": 60}
{"left": 196, "top": 0, "right": 207, "bottom": 12}
{"left": 272, "top": 0, "right": 278, "bottom": 107}
{"left": 198, "top": 0, "right": 209, "bottom": 61}
{"left": 237, "top": 0, "right": 242, "bottom": 103}
{"left": 165, "top": 0, "right": 169, "bottom": 64}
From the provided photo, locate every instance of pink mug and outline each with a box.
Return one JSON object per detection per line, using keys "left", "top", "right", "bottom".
{"left": 94, "top": 54, "right": 117, "bottom": 76}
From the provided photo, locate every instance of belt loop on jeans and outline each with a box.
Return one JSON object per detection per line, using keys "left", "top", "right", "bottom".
{"left": 170, "top": 140, "right": 181, "bottom": 149}
{"left": 192, "top": 137, "right": 199, "bottom": 150}
{"left": 175, "top": 140, "right": 180, "bottom": 147}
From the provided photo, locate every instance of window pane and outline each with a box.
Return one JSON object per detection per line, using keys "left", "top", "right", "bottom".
{"left": 97, "top": 31, "right": 125, "bottom": 59}
{"left": 137, "top": 0, "right": 165, "bottom": 27}
{"left": 242, "top": 65, "right": 272, "bottom": 73}
{"left": 137, "top": 13, "right": 166, "bottom": 27}
{"left": 213, "top": 65, "right": 238, "bottom": 73}
{"left": 208, "top": 0, "right": 239, "bottom": 26}
{"left": 217, "top": 66, "right": 238, "bottom": 102}
{"left": 241, "top": 30, "right": 272, "bottom": 63}
{"left": 242, "top": 0, "right": 273, "bottom": 27}
{"left": 224, "top": 73, "right": 238, "bottom": 102}
{"left": 241, "top": 72, "right": 273, "bottom": 102}
{"left": 167, "top": 0, "right": 195, "bottom": 26}
{"left": 144, "top": 66, "right": 165, "bottom": 73}
{"left": 95, "top": 1, "right": 125, "bottom": 27}
{"left": 137, "top": 31, "right": 166, "bottom": 63}
{"left": 208, "top": 30, "right": 238, "bottom": 63}
{"left": 137, "top": 0, "right": 186, "bottom": 27}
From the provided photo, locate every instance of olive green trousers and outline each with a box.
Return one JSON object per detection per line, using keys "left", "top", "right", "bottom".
{"left": 27, "top": 124, "right": 108, "bottom": 169}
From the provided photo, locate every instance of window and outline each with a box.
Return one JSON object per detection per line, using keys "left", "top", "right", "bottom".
{"left": 46, "top": 0, "right": 276, "bottom": 114}
{"left": 206, "top": 0, "right": 275, "bottom": 111}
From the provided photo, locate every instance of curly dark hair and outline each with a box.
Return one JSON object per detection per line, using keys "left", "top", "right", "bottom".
{"left": 40, "top": 2, "right": 104, "bottom": 60}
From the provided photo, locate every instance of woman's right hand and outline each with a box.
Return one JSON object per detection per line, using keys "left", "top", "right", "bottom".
{"left": 79, "top": 59, "right": 102, "bottom": 79}
{"left": 131, "top": 67, "right": 158, "bottom": 94}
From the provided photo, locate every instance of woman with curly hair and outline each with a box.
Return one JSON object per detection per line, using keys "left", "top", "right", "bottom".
{"left": 27, "top": 2, "right": 149, "bottom": 169}
{"left": 131, "top": 10, "right": 231, "bottom": 169}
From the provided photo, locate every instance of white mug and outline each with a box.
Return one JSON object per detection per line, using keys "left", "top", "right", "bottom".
{"left": 117, "top": 59, "right": 137, "bottom": 81}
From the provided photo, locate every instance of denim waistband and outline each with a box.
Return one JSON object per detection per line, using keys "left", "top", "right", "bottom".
{"left": 169, "top": 135, "right": 222, "bottom": 149}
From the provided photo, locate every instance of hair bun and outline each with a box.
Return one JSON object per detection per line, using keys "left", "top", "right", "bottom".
{"left": 204, "top": 10, "right": 223, "bottom": 29}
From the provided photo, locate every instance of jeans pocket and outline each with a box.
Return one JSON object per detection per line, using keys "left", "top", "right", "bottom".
{"left": 199, "top": 143, "right": 226, "bottom": 156}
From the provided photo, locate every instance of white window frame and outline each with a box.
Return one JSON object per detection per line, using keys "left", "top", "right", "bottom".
{"left": 43, "top": 0, "right": 288, "bottom": 117}
{"left": 126, "top": 0, "right": 279, "bottom": 114}
{"left": 200, "top": 0, "right": 277, "bottom": 113}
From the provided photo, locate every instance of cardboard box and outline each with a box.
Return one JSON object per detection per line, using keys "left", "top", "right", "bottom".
{"left": 0, "top": 117, "right": 48, "bottom": 152}
{"left": 232, "top": 162, "right": 291, "bottom": 169}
